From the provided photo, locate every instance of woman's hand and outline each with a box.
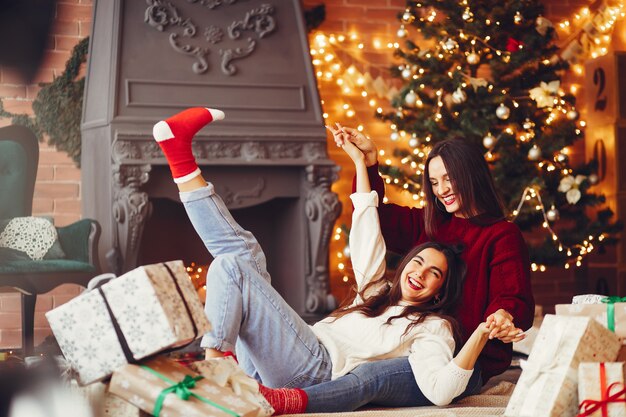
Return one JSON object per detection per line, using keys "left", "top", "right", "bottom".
{"left": 326, "top": 124, "right": 366, "bottom": 165}
{"left": 485, "top": 309, "right": 525, "bottom": 343}
{"left": 326, "top": 123, "right": 378, "bottom": 167}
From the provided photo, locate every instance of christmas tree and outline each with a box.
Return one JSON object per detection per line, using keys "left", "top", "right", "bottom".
{"left": 378, "top": 0, "right": 622, "bottom": 268}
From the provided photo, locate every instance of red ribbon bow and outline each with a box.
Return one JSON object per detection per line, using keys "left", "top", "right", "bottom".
{"left": 577, "top": 363, "right": 626, "bottom": 417}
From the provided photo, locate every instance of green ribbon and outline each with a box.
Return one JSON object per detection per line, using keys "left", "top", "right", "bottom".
{"left": 140, "top": 365, "right": 241, "bottom": 417}
{"left": 600, "top": 296, "right": 626, "bottom": 332}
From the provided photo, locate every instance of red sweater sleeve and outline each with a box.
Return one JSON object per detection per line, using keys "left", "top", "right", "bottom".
{"left": 484, "top": 224, "right": 535, "bottom": 331}
{"left": 352, "top": 163, "right": 426, "bottom": 254}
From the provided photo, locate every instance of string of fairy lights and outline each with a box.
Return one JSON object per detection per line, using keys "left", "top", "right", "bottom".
{"left": 315, "top": 0, "right": 625, "bottom": 279}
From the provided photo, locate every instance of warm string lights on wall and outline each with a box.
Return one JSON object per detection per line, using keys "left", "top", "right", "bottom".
{"left": 311, "top": 1, "right": 623, "bottom": 277}
{"left": 186, "top": 262, "right": 208, "bottom": 301}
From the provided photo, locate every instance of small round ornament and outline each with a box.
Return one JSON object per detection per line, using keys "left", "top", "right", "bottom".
{"left": 588, "top": 173, "right": 599, "bottom": 185}
{"left": 402, "top": 11, "right": 412, "bottom": 22}
{"left": 462, "top": 9, "right": 473, "bottom": 21}
{"left": 483, "top": 133, "right": 495, "bottom": 148}
{"left": 555, "top": 152, "right": 568, "bottom": 164}
{"left": 523, "top": 118, "right": 535, "bottom": 130}
{"left": 546, "top": 206, "right": 560, "bottom": 222}
{"left": 401, "top": 68, "right": 412, "bottom": 79}
{"left": 566, "top": 109, "right": 579, "bottom": 120}
{"left": 405, "top": 91, "right": 418, "bottom": 106}
{"left": 451, "top": 88, "right": 467, "bottom": 104}
{"left": 514, "top": 11, "right": 523, "bottom": 25}
{"left": 343, "top": 245, "right": 351, "bottom": 258}
{"left": 390, "top": 132, "right": 400, "bottom": 141}
{"left": 397, "top": 26, "right": 407, "bottom": 38}
{"left": 444, "top": 38, "right": 457, "bottom": 50}
{"left": 528, "top": 145, "right": 542, "bottom": 161}
{"left": 408, "top": 137, "right": 419, "bottom": 148}
{"left": 467, "top": 52, "right": 480, "bottom": 65}
{"left": 496, "top": 103, "right": 510, "bottom": 120}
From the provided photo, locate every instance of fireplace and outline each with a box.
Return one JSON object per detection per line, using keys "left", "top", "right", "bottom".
{"left": 80, "top": 0, "right": 341, "bottom": 319}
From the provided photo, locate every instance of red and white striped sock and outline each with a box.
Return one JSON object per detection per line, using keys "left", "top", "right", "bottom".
{"left": 258, "top": 384, "right": 308, "bottom": 415}
{"left": 152, "top": 107, "right": 225, "bottom": 183}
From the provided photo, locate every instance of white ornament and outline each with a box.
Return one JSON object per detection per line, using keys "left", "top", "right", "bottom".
{"left": 558, "top": 174, "right": 586, "bottom": 205}
{"left": 343, "top": 245, "right": 351, "bottom": 258}
{"left": 451, "top": 87, "right": 467, "bottom": 104}
{"left": 588, "top": 173, "right": 599, "bottom": 185}
{"left": 528, "top": 145, "right": 542, "bottom": 161}
{"left": 567, "top": 109, "right": 579, "bottom": 120}
{"left": 523, "top": 118, "right": 535, "bottom": 130}
{"left": 405, "top": 91, "right": 418, "bottom": 106}
{"left": 556, "top": 152, "right": 568, "bottom": 164}
{"left": 546, "top": 207, "right": 560, "bottom": 222}
{"left": 529, "top": 80, "right": 560, "bottom": 108}
{"left": 483, "top": 133, "right": 495, "bottom": 148}
{"left": 390, "top": 132, "right": 400, "bottom": 141}
{"left": 397, "top": 26, "right": 407, "bottom": 38}
{"left": 462, "top": 9, "right": 473, "bottom": 21}
{"left": 403, "top": 11, "right": 412, "bottom": 22}
{"left": 444, "top": 38, "right": 457, "bottom": 50}
{"left": 496, "top": 103, "right": 510, "bottom": 120}
{"left": 401, "top": 68, "right": 412, "bottom": 79}
{"left": 467, "top": 52, "right": 480, "bottom": 65}
{"left": 535, "top": 16, "right": 553, "bottom": 36}
{"left": 514, "top": 11, "right": 523, "bottom": 25}
{"left": 409, "top": 137, "right": 419, "bottom": 147}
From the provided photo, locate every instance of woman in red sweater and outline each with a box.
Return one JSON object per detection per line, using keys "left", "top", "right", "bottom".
{"left": 295, "top": 127, "right": 535, "bottom": 412}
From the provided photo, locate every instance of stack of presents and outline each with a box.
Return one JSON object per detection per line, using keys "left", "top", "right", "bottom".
{"left": 38, "top": 258, "right": 625, "bottom": 417}
{"left": 506, "top": 294, "right": 626, "bottom": 417}
{"left": 44, "top": 260, "right": 274, "bottom": 417}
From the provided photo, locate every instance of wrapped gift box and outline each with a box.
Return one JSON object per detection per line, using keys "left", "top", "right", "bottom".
{"left": 578, "top": 362, "right": 626, "bottom": 417}
{"left": 46, "top": 260, "right": 211, "bottom": 385}
{"left": 190, "top": 357, "right": 274, "bottom": 417}
{"left": 556, "top": 301, "right": 626, "bottom": 343}
{"left": 504, "top": 315, "right": 621, "bottom": 417}
{"left": 72, "top": 381, "right": 150, "bottom": 417}
{"left": 109, "top": 356, "right": 260, "bottom": 417}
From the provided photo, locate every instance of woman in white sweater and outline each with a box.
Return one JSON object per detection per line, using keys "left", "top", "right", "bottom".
{"left": 151, "top": 108, "right": 513, "bottom": 414}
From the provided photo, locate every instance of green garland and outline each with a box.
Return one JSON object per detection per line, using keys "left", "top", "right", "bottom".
{"left": 0, "top": 37, "right": 88, "bottom": 166}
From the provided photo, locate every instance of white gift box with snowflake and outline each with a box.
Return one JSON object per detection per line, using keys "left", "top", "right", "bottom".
{"left": 46, "top": 260, "right": 211, "bottom": 385}
{"left": 109, "top": 356, "right": 260, "bottom": 417}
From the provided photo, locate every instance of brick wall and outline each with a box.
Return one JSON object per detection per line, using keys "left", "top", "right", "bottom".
{"left": 0, "top": 0, "right": 603, "bottom": 350}
{"left": 0, "top": 0, "right": 92, "bottom": 350}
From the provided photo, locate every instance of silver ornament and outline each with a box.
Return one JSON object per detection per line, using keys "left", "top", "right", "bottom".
{"left": 556, "top": 152, "right": 568, "bottom": 164}
{"left": 462, "top": 10, "right": 473, "bottom": 21}
{"left": 397, "top": 26, "right": 407, "bottom": 38}
{"left": 405, "top": 91, "right": 418, "bottom": 106}
{"left": 566, "top": 109, "right": 579, "bottom": 120}
{"left": 546, "top": 207, "right": 560, "bottom": 222}
{"left": 444, "top": 38, "right": 457, "bottom": 50}
{"left": 401, "top": 68, "right": 412, "bottom": 79}
{"left": 451, "top": 88, "right": 467, "bottom": 104}
{"left": 409, "top": 137, "right": 419, "bottom": 147}
{"left": 483, "top": 133, "right": 495, "bottom": 148}
{"left": 343, "top": 245, "right": 351, "bottom": 258}
{"left": 390, "top": 132, "right": 400, "bottom": 141}
{"left": 528, "top": 145, "right": 542, "bottom": 161}
{"left": 523, "top": 118, "right": 535, "bottom": 130}
{"left": 496, "top": 103, "right": 510, "bottom": 120}
{"left": 467, "top": 52, "right": 480, "bottom": 65}
{"left": 588, "top": 173, "right": 599, "bottom": 184}
{"left": 403, "top": 11, "right": 412, "bottom": 22}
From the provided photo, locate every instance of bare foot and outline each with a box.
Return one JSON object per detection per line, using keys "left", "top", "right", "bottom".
{"left": 205, "top": 348, "right": 226, "bottom": 359}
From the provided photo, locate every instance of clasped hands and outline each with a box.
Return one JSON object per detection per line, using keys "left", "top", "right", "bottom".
{"left": 480, "top": 309, "right": 526, "bottom": 343}
{"left": 325, "top": 123, "right": 378, "bottom": 167}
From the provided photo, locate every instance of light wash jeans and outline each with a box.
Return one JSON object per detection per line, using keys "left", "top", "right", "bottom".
{"left": 181, "top": 184, "right": 483, "bottom": 409}
{"left": 180, "top": 184, "right": 333, "bottom": 388}
{"left": 303, "top": 357, "right": 483, "bottom": 412}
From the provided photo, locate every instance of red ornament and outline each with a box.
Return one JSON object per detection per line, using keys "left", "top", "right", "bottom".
{"left": 506, "top": 37, "right": 523, "bottom": 52}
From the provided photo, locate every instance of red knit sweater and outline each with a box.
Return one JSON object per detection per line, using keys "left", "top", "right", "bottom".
{"left": 358, "top": 164, "right": 535, "bottom": 382}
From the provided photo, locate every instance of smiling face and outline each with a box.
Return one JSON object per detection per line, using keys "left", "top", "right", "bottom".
{"left": 399, "top": 247, "right": 448, "bottom": 305}
{"left": 428, "top": 156, "right": 463, "bottom": 217}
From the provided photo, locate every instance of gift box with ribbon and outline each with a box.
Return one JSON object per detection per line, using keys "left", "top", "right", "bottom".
{"left": 556, "top": 296, "right": 626, "bottom": 343}
{"left": 189, "top": 356, "right": 274, "bottom": 417}
{"left": 109, "top": 356, "right": 260, "bottom": 417}
{"left": 504, "top": 315, "right": 621, "bottom": 417}
{"left": 46, "top": 260, "right": 212, "bottom": 385}
{"left": 72, "top": 381, "right": 150, "bottom": 417}
{"left": 577, "top": 362, "right": 626, "bottom": 417}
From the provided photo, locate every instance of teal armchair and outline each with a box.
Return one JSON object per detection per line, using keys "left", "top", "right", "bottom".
{"left": 0, "top": 125, "right": 101, "bottom": 356}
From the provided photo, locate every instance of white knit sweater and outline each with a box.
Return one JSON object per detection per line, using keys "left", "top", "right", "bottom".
{"left": 311, "top": 191, "right": 473, "bottom": 405}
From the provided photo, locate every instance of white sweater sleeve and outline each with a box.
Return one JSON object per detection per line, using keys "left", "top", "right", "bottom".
{"left": 408, "top": 320, "right": 474, "bottom": 406}
{"left": 349, "top": 191, "right": 386, "bottom": 296}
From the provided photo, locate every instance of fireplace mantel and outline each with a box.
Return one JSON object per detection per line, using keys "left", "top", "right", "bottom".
{"left": 81, "top": 0, "right": 341, "bottom": 318}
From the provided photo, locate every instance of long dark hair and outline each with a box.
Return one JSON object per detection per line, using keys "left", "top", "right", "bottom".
{"left": 423, "top": 138, "right": 505, "bottom": 239}
{"left": 329, "top": 241, "right": 467, "bottom": 347}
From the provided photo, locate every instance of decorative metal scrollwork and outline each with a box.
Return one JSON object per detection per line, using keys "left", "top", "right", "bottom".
{"left": 186, "top": 0, "right": 242, "bottom": 9}
{"left": 228, "top": 4, "right": 276, "bottom": 39}
{"left": 220, "top": 38, "right": 255, "bottom": 75}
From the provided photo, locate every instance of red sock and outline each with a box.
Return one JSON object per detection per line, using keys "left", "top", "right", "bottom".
{"left": 258, "top": 384, "right": 308, "bottom": 415}
{"left": 152, "top": 107, "right": 225, "bottom": 183}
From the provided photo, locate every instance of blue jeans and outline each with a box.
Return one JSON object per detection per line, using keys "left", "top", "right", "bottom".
{"left": 303, "top": 357, "right": 483, "bottom": 412}
{"left": 180, "top": 184, "right": 333, "bottom": 388}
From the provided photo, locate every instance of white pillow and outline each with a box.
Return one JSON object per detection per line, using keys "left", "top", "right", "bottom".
{"left": 0, "top": 216, "right": 58, "bottom": 260}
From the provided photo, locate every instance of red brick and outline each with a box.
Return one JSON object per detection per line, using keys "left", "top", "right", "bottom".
{"left": 35, "top": 295, "right": 54, "bottom": 312}
{"left": 34, "top": 328, "right": 53, "bottom": 345}
{"left": 26, "top": 85, "right": 43, "bottom": 100}
{"left": 57, "top": 3, "right": 93, "bottom": 22}
{"left": 55, "top": 199, "right": 82, "bottom": 214}
{"left": 53, "top": 214, "right": 82, "bottom": 227}
{"left": 0, "top": 293, "right": 21, "bottom": 312}
{"left": 51, "top": 20, "right": 80, "bottom": 36}
{"left": 55, "top": 166, "right": 81, "bottom": 181}
{"left": 33, "top": 198, "right": 55, "bottom": 214}
{"left": 30, "top": 67, "right": 56, "bottom": 84}
{"left": 79, "top": 21, "right": 92, "bottom": 37}
{"left": 1, "top": 99, "right": 33, "bottom": 115}
{"left": 0, "top": 85, "right": 27, "bottom": 99}
{"left": 0, "top": 329, "right": 21, "bottom": 349}
{"left": 34, "top": 183, "right": 80, "bottom": 199}
{"left": 1, "top": 67, "right": 30, "bottom": 84}
{"left": 39, "top": 149, "right": 74, "bottom": 165}
{"left": 39, "top": 51, "right": 72, "bottom": 71}
{"left": 365, "top": 8, "right": 400, "bottom": 21}
{"left": 52, "top": 292, "right": 81, "bottom": 308}
{"left": 55, "top": 35, "right": 83, "bottom": 52}
{"left": 36, "top": 166, "right": 55, "bottom": 181}
{"left": 0, "top": 313, "right": 22, "bottom": 329}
